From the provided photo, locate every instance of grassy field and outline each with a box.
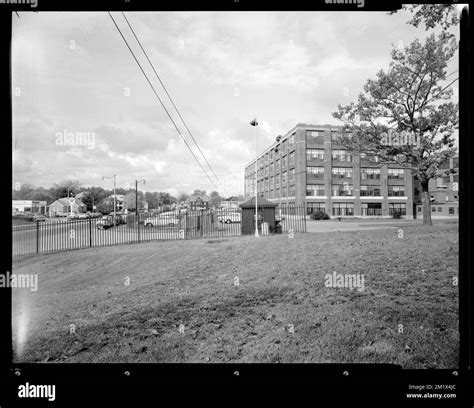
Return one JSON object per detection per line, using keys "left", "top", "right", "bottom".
{"left": 12, "top": 222, "right": 458, "bottom": 367}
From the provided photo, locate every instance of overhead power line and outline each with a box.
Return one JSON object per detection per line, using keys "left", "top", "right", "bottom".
{"left": 107, "top": 12, "right": 219, "bottom": 189}
{"left": 121, "top": 12, "right": 221, "bottom": 188}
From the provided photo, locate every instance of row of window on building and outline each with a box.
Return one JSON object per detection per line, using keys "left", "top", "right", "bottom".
{"left": 250, "top": 133, "right": 296, "bottom": 170}
{"left": 247, "top": 168, "right": 406, "bottom": 196}
{"left": 249, "top": 152, "right": 297, "bottom": 177}
{"left": 249, "top": 161, "right": 404, "bottom": 183}
{"left": 254, "top": 129, "right": 351, "bottom": 169}
{"left": 247, "top": 128, "right": 363, "bottom": 176}
{"left": 306, "top": 184, "right": 406, "bottom": 197}
{"left": 420, "top": 206, "right": 459, "bottom": 214}
{"left": 307, "top": 202, "right": 406, "bottom": 216}
{"left": 306, "top": 129, "right": 350, "bottom": 145}
{"left": 249, "top": 167, "right": 405, "bottom": 186}
{"left": 248, "top": 148, "right": 385, "bottom": 178}
{"left": 307, "top": 167, "right": 404, "bottom": 179}
{"left": 248, "top": 184, "right": 407, "bottom": 199}
{"left": 306, "top": 148, "right": 380, "bottom": 162}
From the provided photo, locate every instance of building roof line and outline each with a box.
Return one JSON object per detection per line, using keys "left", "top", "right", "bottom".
{"left": 244, "top": 123, "right": 345, "bottom": 168}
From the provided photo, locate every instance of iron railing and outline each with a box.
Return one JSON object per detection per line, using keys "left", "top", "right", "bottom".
{"left": 12, "top": 205, "right": 306, "bottom": 260}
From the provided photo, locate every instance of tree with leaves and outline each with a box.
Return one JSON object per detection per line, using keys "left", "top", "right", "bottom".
{"left": 144, "top": 191, "right": 157, "bottom": 209}
{"left": 192, "top": 189, "right": 207, "bottom": 197}
{"left": 391, "top": 4, "right": 460, "bottom": 33}
{"left": 333, "top": 34, "right": 458, "bottom": 226}
{"left": 177, "top": 192, "right": 189, "bottom": 203}
{"left": 50, "top": 180, "right": 83, "bottom": 201}
{"left": 81, "top": 187, "right": 109, "bottom": 211}
{"left": 124, "top": 192, "right": 136, "bottom": 211}
{"left": 209, "top": 191, "right": 222, "bottom": 207}
{"left": 12, "top": 183, "right": 36, "bottom": 200}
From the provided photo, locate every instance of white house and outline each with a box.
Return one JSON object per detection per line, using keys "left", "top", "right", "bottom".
{"left": 48, "top": 197, "right": 87, "bottom": 217}
{"left": 12, "top": 200, "right": 47, "bottom": 215}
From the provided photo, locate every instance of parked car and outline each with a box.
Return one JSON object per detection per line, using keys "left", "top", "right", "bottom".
{"left": 67, "top": 214, "right": 79, "bottom": 221}
{"left": 96, "top": 215, "right": 114, "bottom": 229}
{"left": 14, "top": 211, "right": 35, "bottom": 221}
{"left": 76, "top": 213, "right": 89, "bottom": 219}
{"left": 114, "top": 214, "right": 127, "bottom": 225}
{"left": 218, "top": 212, "right": 241, "bottom": 224}
{"left": 144, "top": 213, "right": 181, "bottom": 227}
{"left": 33, "top": 214, "right": 46, "bottom": 222}
{"left": 160, "top": 210, "right": 180, "bottom": 217}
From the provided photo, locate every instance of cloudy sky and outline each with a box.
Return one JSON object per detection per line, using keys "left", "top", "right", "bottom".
{"left": 12, "top": 10, "right": 461, "bottom": 197}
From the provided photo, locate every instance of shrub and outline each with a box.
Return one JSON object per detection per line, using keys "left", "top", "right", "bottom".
{"left": 311, "top": 210, "right": 330, "bottom": 220}
{"left": 392, "top": 210, "right": 402, "bottom": 219}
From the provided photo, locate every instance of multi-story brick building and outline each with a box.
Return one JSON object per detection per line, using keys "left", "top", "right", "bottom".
{"left": 414, "top": 155, "right": 459, "bottom": 217}
{"left": 244, "top": 123, "right": 415, "bottom": 218}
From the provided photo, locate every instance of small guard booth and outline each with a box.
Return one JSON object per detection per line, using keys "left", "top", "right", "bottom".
{"left": 239, "top": 197, "right": 278, "bottom": 235}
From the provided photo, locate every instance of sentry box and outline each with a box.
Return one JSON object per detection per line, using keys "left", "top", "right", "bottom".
{"left": 239, "top": 197, "right": 279, "bottom": 235}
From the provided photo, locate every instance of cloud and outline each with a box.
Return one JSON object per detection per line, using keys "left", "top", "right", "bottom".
{"left": 11, "top": 11, "right": 460, "bottom": 196}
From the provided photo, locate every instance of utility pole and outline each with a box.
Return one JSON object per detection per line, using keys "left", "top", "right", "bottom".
{"left": 102, "top": 174, "right": 116, "bottom": 222}
{"left": 250, "top": 118, "right": 259, "bottom": 237}
{"left": 135, "top": 179, "right": 146, "bottom": 214}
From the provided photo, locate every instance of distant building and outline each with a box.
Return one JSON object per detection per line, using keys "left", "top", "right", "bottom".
{"left": 99, "top": 195, "right": 126, "bottom": 213}
{"left": 107, "top": 195, "right": 125, "bottom": 211}
{"left": 12, "top": 200, "right": 47, "bottom": 215}
{"left": 48, "top": 198, "right": 87, "bottom": 217}
{"left": 220, "top": 197, "right": 241, "bottom": 209}
{"left": 186, "top": 195, "right": 210, "bottom": 210}
{"left": 414, "top": 155, "right": 459, "bottom": 217}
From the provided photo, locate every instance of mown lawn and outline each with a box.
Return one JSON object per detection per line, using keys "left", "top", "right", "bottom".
{"left": 12, "top": 222, "right": 458, "bottom": 367}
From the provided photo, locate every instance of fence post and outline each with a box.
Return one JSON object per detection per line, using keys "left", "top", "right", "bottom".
{"left": 200, "top": 210, "right": 203, "bottom": 237}
{"left": 137, "top": 213, "right": 140, "bottom": 243}
{"left": 303, "top": 204, "right": 307, "bottom": 232}
{"left": 182, "top": 213, "right": 187, "bottom": 239}
{"left": 36, "top": 221, "right": 39, "bottom": 254}
{"left": 89, "top": 217, "right": 92, "bottom": 247}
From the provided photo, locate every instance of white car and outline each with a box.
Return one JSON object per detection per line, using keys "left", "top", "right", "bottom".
{"left": 160, "top": 211, "right": 179, "bottom": 217}
{"left": 144, "top": 214, "right": 181, "bottom": 227}
{"left": 217, "top": 212, "right": 241, "bottom": 224}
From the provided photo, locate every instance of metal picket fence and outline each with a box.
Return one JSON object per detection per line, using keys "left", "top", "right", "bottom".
{"left": 12, "top": 205, "right": 306, "bottom": 260}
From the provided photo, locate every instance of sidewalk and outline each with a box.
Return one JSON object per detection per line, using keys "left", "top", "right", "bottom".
{"left": 306, "top": 220, "right": 401, "bottom": 233}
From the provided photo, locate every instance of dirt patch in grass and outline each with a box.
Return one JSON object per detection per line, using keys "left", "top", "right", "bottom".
{"left": 12, "top": 224, "right": 459, "bottom": 367}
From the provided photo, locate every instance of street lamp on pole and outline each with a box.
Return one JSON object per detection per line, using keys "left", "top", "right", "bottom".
{"left": 250, "top": 117, "right": 259, "bottom": 237}
{"left": 102, "top": 174, "right": 116, "bottom": 222}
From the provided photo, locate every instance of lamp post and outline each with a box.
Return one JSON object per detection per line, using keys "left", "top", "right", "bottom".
{"left": 102, "top": 174, "right": 116, "bottom": 222}
{"left": 250, "top": 117, "right": 259, "bottom": 237}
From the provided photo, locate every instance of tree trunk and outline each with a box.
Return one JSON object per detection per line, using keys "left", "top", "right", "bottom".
{"left": 421, "top": 180, "right": 433, "bottom": 226}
